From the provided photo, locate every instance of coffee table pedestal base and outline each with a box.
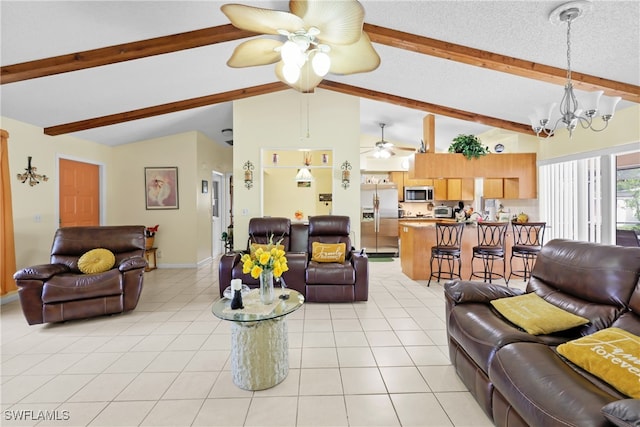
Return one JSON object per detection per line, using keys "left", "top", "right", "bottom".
{"left": 230, "top": 317, "right": 289, "bottom": 390}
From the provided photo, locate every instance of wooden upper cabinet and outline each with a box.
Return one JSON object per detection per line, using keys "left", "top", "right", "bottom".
{"left": 483, "top": 178, "right": 504, "bottom": 199}
{"left": 389, "top": 171, "right": 404, "bottom": 201}
{"left": 433, "top": 178, "right": 447, "bottom": 200}
{"left": 410, "top": 153, "right": 537, "bottom": 199}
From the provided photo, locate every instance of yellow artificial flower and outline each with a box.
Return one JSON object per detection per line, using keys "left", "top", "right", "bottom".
{"left": 273, "top": 265, "right": 282, "bottom": 277}
{"left": 250, "top": 265, "right": 263, "bottom": 279}
{"left": 259, "top": 251, "right": 271, "bottom": 265}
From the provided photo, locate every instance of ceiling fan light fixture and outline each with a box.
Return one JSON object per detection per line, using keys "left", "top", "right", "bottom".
{"left": 312, "top": 51, "right": 331, "bottom": 76}
{"left": 283, "top": 62, "right": 301, "bottom": 84}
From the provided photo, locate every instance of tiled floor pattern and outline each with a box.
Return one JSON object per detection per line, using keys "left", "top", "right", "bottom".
{"left": 1, "top": 258, "right": 526, "bottom": 426}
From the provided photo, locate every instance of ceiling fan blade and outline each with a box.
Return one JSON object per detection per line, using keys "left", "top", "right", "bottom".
{"left": 329, "top": 32, "right": 380, "bottom": 74}
{"left": 227, "top": 38, "right": 283, "bottom": 68}
{"left": 291, "top": 0, "right": 365, "bottom": 45}
{"left": 275, "top": 60, "right": 324, "bottom": 92}
{"left": 221, "top": 4, "right": 305, "bottom": 35}
{"left": 394, "top": 146, "right": 418, "bottom": 152}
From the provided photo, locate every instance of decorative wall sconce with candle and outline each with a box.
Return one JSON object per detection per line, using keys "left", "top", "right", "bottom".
{"left": 17, "top": 156, "right": 48, "bottom": 187}
{"left": 341, "top": 161, "right": 352, "bottom": 189}
{"left": 243, "top": 160, "right": 254, "bottom": 189}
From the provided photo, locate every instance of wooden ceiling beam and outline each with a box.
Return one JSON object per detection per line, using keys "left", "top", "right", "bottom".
{"left": 44, "top": 82, "right": 288, "bottom": 136}
{"left": 364, "top": 23, "right": 640, "bottom": 103}
{"left": 318, "top": 81, "right": 534, "bottom": 135}
{"left": 1, "top": 24, "right": 256, "bottom": 84}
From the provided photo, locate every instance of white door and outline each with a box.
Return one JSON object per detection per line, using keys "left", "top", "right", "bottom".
{"left": 211, "top": 171, "right": 225, "bottom": 258}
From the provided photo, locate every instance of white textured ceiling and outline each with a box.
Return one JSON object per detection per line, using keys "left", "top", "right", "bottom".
{"left": 1, "top": 1, "right": 638, "bottom": 153}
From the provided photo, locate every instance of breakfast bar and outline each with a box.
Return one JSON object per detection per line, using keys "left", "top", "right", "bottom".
{"left": 399, "top": 220, "right": 524, "bottom": 282}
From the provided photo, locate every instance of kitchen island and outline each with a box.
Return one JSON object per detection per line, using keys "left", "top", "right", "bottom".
{"left": 399, "top": 220, "right": 524, "bottom": 282}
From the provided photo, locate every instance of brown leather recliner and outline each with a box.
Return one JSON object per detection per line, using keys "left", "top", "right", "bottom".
{"left": 14, "top": 226, "right": 147, "bottom": 325}
{"left": 218, "top": 217, "right": 307, "bottom": 296}
{"left": 305, "top": 215, "right": 368, "bottom": 302}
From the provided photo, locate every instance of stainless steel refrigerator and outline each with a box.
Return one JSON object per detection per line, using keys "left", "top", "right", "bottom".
{"left": 361, "top": 183, "right": 399, "bottom": 255}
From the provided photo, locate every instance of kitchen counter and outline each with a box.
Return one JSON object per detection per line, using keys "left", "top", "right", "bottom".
{"left": 399, "top": 222, "right": 523, "bottom": 281}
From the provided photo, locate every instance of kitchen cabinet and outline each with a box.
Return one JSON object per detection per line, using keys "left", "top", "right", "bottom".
{"left": 447, "top": 178, "right": 474, "bottom": 201}
{"left": 410, "top": 153, "right": 537, "bottom": 199}
{"left": 433, "top": 179, "right": 447, "bottom": 200}
{"left": 483, "top": 178, "right": 520, "bottom": 199}
{"left": 403, "top": 173, "right": 433, "bottom": 188}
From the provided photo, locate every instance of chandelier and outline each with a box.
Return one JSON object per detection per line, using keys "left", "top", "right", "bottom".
{"left": 529, "top": 1, "right": 621, "bottom": 138}
{"left": 295, "top": 151, "right": 314, "bottom": 182}
{"left": 278, "top": 28, "right": 331, "bottom": 85}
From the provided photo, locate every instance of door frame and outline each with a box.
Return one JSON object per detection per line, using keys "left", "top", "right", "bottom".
{"left": 211, "top": 170, "right": 226, "bottom": 258}
{"left": 56, "top": 154, "right": 106, "bottom": 227}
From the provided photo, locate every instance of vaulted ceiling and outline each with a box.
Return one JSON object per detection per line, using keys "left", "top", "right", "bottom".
{"left": 1, "top": 1, "right": 638, "bottom": 153}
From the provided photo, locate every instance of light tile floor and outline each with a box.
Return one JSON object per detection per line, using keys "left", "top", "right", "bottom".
{"left": 1, "top": 258, "right": 526, "bottom": 427}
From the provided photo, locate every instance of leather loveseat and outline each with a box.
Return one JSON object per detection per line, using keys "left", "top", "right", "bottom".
{"left": 218, "top": 215, "right": 368, "bottom": 302}
{"left": 14, "top": 226, "right": 147, "bottom": 325}
{"left": 444, "top": 239, "right": 640, "bottom": 427}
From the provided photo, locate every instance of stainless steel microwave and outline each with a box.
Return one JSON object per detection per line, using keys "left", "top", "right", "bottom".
{"left": 404, "top": 186, "right": 434, "bottom": 202}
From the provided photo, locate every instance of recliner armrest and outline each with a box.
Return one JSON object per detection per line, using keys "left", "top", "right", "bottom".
{"left": 118, "top": 256, "right": 148, "bottom": 272}
{"left": 14, "top": 264, "right": 69, "bottom": 281}
{"left": 601, "top": 399, "right": 640, "bottom": 427}
{"left": 445, "top": 280, "right": 524, "bottom": 305}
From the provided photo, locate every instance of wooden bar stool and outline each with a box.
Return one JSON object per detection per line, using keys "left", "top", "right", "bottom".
{"left": 428, "top": 222, "right": 465, "bottom": 286}
{"left": 508, "top": 222, "right": 546, "bottom": 282}
{"left": 470, "top": 222, "right": 509, "bottom": 284}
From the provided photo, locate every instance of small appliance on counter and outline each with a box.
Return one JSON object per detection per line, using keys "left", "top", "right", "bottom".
{"left": 434, "top": 204, "right": 453, "bottom": 218}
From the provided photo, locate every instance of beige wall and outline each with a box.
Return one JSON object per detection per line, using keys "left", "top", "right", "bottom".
{"left": 3, "top": 115, "right": 232, "bottom": 271}
{"left": 232, "top": 89, "right": 361, "bottom": 249}
{"left": 3, "top": 117, "right": 113, "bottom": 268}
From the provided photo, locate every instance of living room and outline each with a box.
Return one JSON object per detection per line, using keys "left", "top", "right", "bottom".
{"left": 2, "top": 1, "right": 640, "bottom": 426}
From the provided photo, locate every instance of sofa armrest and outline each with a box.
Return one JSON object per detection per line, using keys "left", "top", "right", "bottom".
{"left": 282, "top": 252, "right": 307, "bottom": 295}
{"left": 118, "top": 256, "right": 147, "bottom": 272}
{"left": 601, "top": 400, "right": 640, "bottom": 427}
{"left": 444, "top": 280, "right": 524, "bottom": 305}
{"left": 351, "top": 250, "right": 369, "bottom": 301}
{"left": 219, "top": 252, "right": 243, "bottom": 296}
{"left": 14, "top": 264, "right": 69, "bottom": 282}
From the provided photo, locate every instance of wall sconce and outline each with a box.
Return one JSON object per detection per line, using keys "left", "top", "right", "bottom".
{"left": 341, "top": 161, "right": 352, "bottom": 189}
{"left": 17, "top": 156, "right": 48, "bottom": 187}
{"left": 243, "top": 160, "right": 254, "bottom": 189}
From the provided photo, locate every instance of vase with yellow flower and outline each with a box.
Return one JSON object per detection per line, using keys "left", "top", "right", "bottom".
{"left": 240, "top": 236, "right": 289, "bottom": 304}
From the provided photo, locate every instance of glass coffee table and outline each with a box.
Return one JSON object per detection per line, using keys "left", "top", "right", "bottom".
{"left": 212, "top": 288, "right": 304, "bottom": 390}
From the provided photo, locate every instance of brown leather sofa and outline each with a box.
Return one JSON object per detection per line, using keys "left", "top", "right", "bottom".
{"left": 444, "top": 239, "right": 640, "bottom": 427}
{"left": 218, "top": 215, "right": 368, "bottom": 302}
{"left": 14, "top": 226, "right": 147, "bottom": 325}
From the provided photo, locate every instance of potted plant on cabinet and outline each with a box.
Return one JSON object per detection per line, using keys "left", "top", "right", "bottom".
{"left": 448, "top": 134, "right": 489, "bottom": 159}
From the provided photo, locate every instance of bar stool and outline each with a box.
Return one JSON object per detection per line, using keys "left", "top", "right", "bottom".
{"left": 470, "top": 222, "right": 509, "bottom": 284}
{"left": 508, "top": 222, "right": 546, "bottom": 282}
{"left": 428, "top": 222, "right": 465, "bottom": 286}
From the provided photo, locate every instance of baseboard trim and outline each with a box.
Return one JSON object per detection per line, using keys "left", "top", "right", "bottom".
{"left": 1, "top": 291, "right": 19, "bottom": 305}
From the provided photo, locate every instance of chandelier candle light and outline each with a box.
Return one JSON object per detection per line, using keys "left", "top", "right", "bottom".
{"left": 17, "top": 156, "right": 48, "bottom": 186}
{"left": 529, "top": 0, "right": 621, "bottom": 138}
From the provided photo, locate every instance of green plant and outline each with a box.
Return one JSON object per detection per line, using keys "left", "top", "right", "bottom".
{"left": 448, "top": 134, "right": 489, "bottom": 159}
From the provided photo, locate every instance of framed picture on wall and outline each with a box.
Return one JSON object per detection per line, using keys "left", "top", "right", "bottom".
{"left": 145, "top": 167, "right": 179, "bottom": 210}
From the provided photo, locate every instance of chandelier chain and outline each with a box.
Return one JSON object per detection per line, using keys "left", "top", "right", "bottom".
{"left": 566, "top": 18, "right": 572, "bottom": 83}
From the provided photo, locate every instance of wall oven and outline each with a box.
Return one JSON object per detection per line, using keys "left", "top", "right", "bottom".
{"left": 404, "top": 186, "right": 434, "bottom": 202}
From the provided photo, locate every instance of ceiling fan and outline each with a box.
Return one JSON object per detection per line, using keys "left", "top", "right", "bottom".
{"left": 221, "top": 0, "right": 380, "bottom": 92}
{"left": 361, "top": 123, "right": 416, "bottom": 158}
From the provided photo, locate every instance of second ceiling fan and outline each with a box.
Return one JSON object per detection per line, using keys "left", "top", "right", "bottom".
{"left": 362, "top": 123, "right": 416, "bottom": 158}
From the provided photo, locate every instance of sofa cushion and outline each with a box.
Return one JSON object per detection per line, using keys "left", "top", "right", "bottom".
{"left": 557, "top": 328, "right": 640, "bottom": 399}
{"left": 42, "top": 268, "right": 123, "bottom": 303}
{"left": 306, "top": 261, "right": 354, "bottom": 285}
{"left": 489, "top": 342, "right": 621, "bottom": 427}
{"left": 78, "top": 248, "right": 116, "bottom": 274}
{"left": 311, "top": 242, "right": 346, "bottom": 263}
{"left": 490, "top": 292, "right": 589, "bottom": 335}
{"left": 601, "top": 399, "right": 640, "bottom": 427}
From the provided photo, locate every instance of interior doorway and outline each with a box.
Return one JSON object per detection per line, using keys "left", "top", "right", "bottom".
{"left": 211, "top": 171, "right": 225, "bottom": 258}
{"left": 59, "top": 158, "right": 100, "bottom": 227}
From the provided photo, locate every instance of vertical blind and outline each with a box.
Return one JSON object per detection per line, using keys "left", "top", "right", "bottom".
{"left": 539, "top": 157, "right": 601, "bottom": 243}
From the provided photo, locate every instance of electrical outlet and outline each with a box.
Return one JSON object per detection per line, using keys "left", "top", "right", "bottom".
{"left": 156, "top": 250, "right": 162, "bottom": 258}
{"left": 242, "top": 208, "right": 249, "bottom": 216}
{"left": 34, "top": 214, "right": 42, "bottom": 223}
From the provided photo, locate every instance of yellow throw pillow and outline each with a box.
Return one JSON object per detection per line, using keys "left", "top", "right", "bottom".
{"left": 557, "top": 328, "right": 640, "bottom": 398}
{"left": 78, "top": 248, "right": 116, "bottom": 274}
{"left": 311, "top": 242, "right": 346, "bottom": 263}
{"left": 490, "top": 292, "right": 589, "bottom": 335}
{"left": 250, "top": 243, "right": 285, "bottom": 258}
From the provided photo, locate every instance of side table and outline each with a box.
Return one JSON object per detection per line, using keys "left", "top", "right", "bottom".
{"left": 212, "top": 289, "right": 304, "bottom": 390}
{"left": 144, "top": 247, "right": 157, "bottom": 272}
